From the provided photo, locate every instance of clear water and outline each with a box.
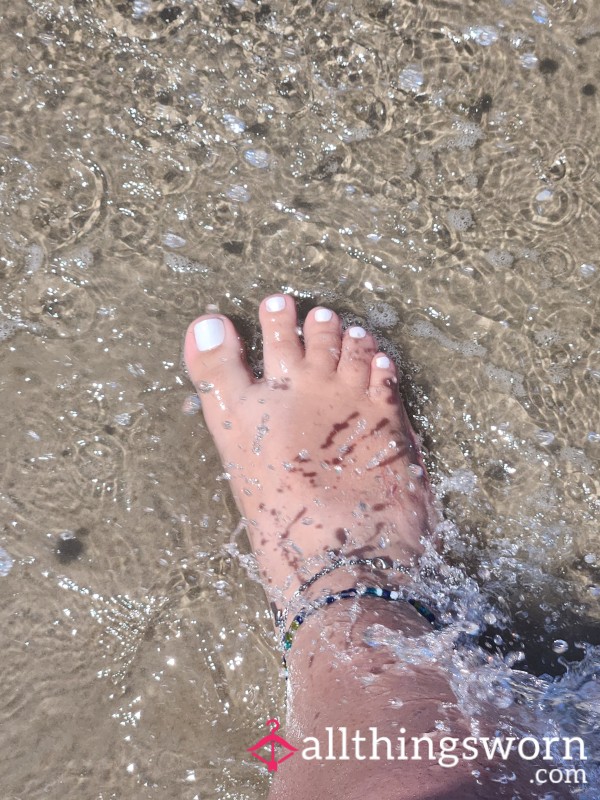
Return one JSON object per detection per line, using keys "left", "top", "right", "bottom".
{"left": 1, "top": 0, "right": 599, "bottom": 797}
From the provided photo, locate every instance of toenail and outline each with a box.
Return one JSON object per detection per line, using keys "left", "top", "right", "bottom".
{"left": 266, "top": 295, "right": 286, "bottom": 313}
{"left": 315, "top": 307, "right": 333, "bottom": 322}
{"left": 375, "top": 355, "right": 391, "bottom": 369}
{"left": 194, "top": 318, "right": 225, "bottom": 351}
{"left": 348, "top": 326, "right": 366, "bottom": 339}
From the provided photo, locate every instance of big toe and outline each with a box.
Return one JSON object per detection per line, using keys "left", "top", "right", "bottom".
{"left": 184, "top": 314, "right": 253, "bottom": 418}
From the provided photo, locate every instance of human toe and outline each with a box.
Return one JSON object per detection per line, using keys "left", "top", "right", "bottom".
{"left": 367, "top": 352, "right": 399, "bottom": 404}
{"left": 184, "top": 314, "right": 253, "bottom": 404}
{"left": 336, "top": 325, "right": 377, "bottom": 389}
{"left": 259, "top": 294, "right": 304, "bottom": 380}
{"left": 302, "top": 306, "right": 342, "bottom": 374}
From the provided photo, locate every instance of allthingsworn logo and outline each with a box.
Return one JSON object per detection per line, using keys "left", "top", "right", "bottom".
{"left": 247, "top": 719, "right": 298, "bottom": 772}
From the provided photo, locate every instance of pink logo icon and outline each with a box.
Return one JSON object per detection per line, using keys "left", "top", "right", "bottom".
{"left": 247, "top": 718, "right": 298, "bottom": 772}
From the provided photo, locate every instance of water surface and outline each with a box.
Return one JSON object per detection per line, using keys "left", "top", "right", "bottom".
{"left": 1, "top": 0, "right": 599, "bottom": 797}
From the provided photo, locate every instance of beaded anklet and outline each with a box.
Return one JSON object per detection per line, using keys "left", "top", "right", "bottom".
{"left": 282, "top": 584, "right": 438, "bottom": 663}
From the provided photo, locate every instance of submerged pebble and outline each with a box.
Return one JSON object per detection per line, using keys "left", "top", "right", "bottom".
{"left": 535, "top": 430, "right": 555, "bottom": 446}
{"left": 131, "top": 0, "right": 151, "bottom": 18}
{"left": 243, "top": 149, "right": 271, "bottom": 169}
{"left": 0, "top": 546, "right": 14, "bottom": 577}
{"left": 226, "top": 184, "right": 251, "bottom": 203}
{"left": 465, "top": 26, "right": 499, "bottom": 46}
{"left": 162, "top": 232, "right": 187, "bottom": 249}
{"left": 55, "top": 531, "right": 84, "bottom": 563}
{"left": 532, "top": 3, "right": 549, "bottom": 24}
{"left": 182, "top": 395, "right": 201, "bottom": 415}
{"left": 398, "top": 66, "right": 424, "bottom": 93}
{"left": 223, "top": 114, "right": 246, "bottom": 134}
{"left": 580, "top": 262, "right": 596, "bottom": 278}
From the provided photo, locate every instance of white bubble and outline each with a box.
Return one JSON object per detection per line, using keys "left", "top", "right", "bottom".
{"left": 552, "top": 639, "right": 568, "bottom": 654}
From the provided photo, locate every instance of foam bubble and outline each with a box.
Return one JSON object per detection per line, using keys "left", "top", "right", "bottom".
{"left": 411, "top": 319, "right": 486, "bottom": 358}
{"left": 446, "top": 208, "right": 474, "bottom": 232}
{"left": 366, "top": 302, "right": 399, "bottom": 328}
{"left": 164, "top": 253, "right": 208, "bottom": 274}
{"left": 447, "top": 120, "right": 484, "bottom": 150}
{"left": 0, "top": 317, "right": 20, "bottom": 342}
{"left": 485, "top": 364, "right": 526, "bottom": 396}
{"left": 485, "top": 249, "right": 514, "bottom": 268}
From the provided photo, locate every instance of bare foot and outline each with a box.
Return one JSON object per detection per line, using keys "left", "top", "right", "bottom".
{"left": 184, "top": 295, "right": 437, "bottom": 603}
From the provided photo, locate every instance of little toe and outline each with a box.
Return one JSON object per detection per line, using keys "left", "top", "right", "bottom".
{"left": 184, "top": 314, "right": 254, "bottom": 416}
{"left": 259, "top": 294, "right": 304, "bottom": 380}
{"left": 368, "top": 352, "right": 399, "bottom": 404}
{"left": 302, "top": 307, "right": 342, "bottom": 374}
{"left": 337, "top": 325, "right": 378, "bottom": 389}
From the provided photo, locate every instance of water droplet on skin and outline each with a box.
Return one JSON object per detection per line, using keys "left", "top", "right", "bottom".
{"left": 298, "top": 450, "right": 310, "bottom": 461}
{"left": 408, "top": 464, "right": 423, "bottom": 478}
{"left": 301, "top": 517, "right": 313, "bottom": 526}
{"left": 198, "top": 381, "right": 214, "bottom": 393}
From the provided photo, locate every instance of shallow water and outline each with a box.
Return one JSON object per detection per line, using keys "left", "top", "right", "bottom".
{"left": 1, "top": 0, "right": 599, "bottom": 797}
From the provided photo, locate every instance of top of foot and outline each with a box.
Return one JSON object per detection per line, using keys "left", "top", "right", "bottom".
{"left": 184, "top": 294, "right": 438, "bottom": 605}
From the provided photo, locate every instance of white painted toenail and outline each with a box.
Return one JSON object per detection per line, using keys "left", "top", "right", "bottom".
{"left": 348, "top": 326, "right": 366, "bottom": 339}
{"left": 315, "top": 307, "right": 333, "bottom": 322}
{"left": 266, "top": 295, "right": 286, "bottom": 312}
{"left": 194, "top": 318, "right": 225, "bottom": 351}
{"left": 375, "top": 355, "right": 391, "bottom": 369}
